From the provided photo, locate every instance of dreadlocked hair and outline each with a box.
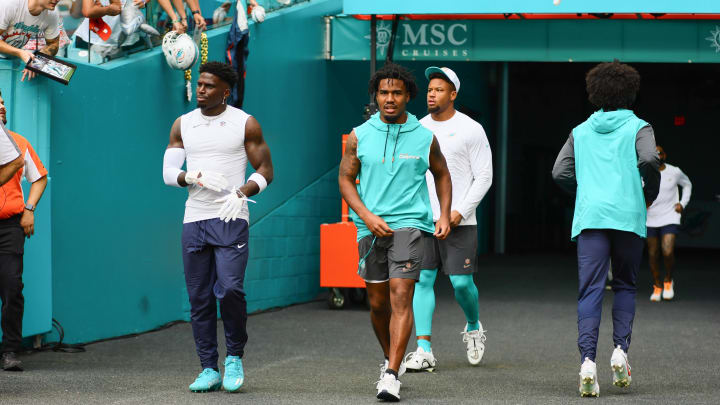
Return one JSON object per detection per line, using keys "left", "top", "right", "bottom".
{"left": 199, "top": 61, "right": 238, "bottom": 88}
{"left": 368, "top": 62, "right": 418, "bottom": 99}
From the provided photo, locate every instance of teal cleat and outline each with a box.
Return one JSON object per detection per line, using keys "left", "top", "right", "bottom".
{"left": 223, "top": 356, "right": 245, "bottom": 393}
{"left": 189, "top": 368, "right": 222, "bottom": 393}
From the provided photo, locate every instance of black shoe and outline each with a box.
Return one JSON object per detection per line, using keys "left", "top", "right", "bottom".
{"left": 1, "top": 352, "right": 23, "bottom": 371}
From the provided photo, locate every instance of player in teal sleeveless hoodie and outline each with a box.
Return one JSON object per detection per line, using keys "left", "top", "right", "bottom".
{"left": 339, "top": 63, "right": 452, "bottom": 402}
{"left": 553, "top": 61, "right": 660, "bottom": 397}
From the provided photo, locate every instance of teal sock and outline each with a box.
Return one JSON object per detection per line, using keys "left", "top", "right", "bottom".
{"left": 412, "top": 269, "right": 438, "bottom": 337}
{"left": 417, "top": 339, "right": 432, "bottom": 352}
{"left": 449, "top": 274, "right": 480, "bottom": 331}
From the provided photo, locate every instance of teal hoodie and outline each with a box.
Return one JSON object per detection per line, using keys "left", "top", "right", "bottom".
{"left": 572, "top": 109, "right": 649, "bottom": 239}
{"left": 351, "top": 112, "right": 435, "bottom": 241}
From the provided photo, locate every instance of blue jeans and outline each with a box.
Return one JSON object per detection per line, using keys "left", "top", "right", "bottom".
{"left": 577, "top": 229, "right": 643, "bottom": 363}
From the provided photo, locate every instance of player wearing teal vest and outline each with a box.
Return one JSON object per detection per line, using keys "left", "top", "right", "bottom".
{"left": 339, "top": 63, "right": 452, "bottom": 402}
{"left": 553, "top": 61, "right": 660, "bottom": 397}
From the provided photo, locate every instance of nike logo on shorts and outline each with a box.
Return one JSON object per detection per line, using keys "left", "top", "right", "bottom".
{"left": 237, "top": 243, "right": 246, "bottom": 249}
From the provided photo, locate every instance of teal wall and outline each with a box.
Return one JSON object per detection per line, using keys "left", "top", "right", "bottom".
{"left": 0, "top": 59, "right": 53, "bottom": 339}
{"left": 44, "top": 0, "right": 345, "bottom": 344}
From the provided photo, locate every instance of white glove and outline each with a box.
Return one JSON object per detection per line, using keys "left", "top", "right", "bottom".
{"left": 251, "top": 5, "right": 265, "bottom": 23}
{"left": 214, "top": 188, "right": 255, "bottom": 222}
{"left": 185, "top": 170, "right": 229, "bottom": 192}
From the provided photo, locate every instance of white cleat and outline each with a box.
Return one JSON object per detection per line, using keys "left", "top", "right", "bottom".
{"left": 579, "top": 357, "right": 600, "bottom": 397}
{"left": 376, "top": 372, "right": 401, "bottom": 402}
{"left": 461, "top": 324, "right": 486, "bottom": 365}
{"left": 379, "top": 359, "right": 406, "bottom": 380}
{"left": 611, "top": 345, "right": 632, "bottom": 388}
{"left": 663, "top": 280, "right": 675, "bottom": 300}
{"left": 404, "top": 347, "right": 437, "bottom": 372}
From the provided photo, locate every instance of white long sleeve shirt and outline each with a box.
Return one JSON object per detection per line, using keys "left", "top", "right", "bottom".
{"left": 421, "top": 110, "right": 493, "bottom": 226}
{"left": 646, "top": 163, "right": 692, "bottom": 227}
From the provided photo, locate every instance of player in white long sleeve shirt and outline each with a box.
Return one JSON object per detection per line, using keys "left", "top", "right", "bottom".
{"left": 405, "top": 67, "right": 492, "bottom": 372}
{"left": 646, "top": 146, "right": 691, "bottom": 301}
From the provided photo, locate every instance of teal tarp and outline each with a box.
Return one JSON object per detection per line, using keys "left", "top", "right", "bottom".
{"left": 331, "top": 16, "right": 720, "bottom": 63}
{"left": 343, "top": 0, "right": 720, "bottom": 15}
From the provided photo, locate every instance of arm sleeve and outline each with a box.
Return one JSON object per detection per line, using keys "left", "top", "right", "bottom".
{"left": 551, "top": 131, "right": 577, "bottom": 195}
{"left": 677, "top": 168, "right": 692, "bottom": 208}
{"left": 456, "top": 125, "right": 493, "bottom": 220}
{"left": 43, "top": 10, "right": 61, "bottom": 40}
{"left": 163, "top": 148, "right": 186, "bottom": 187}
{"left": 636, "top": 125, "right": 661, "bottom": 204}
{"left": 23, "top": 140, "right": 48, "bottom": 183}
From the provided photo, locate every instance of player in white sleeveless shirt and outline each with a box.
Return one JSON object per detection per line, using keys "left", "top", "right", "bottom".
{"left": 646, "top": 145, "right": 691, "bottom": 301}
{"left": 162, "top": 61, "right": 273, "bottom": 393}
{"left": 405, "top": 67, "right": 492, "bottom": 373}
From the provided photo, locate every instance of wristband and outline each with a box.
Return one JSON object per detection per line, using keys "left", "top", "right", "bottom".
{"left": 192, "top": 10, "right": 201, "bottom": 15}
{"left": 247, "top": 172, "right": 268, "bottom": 193}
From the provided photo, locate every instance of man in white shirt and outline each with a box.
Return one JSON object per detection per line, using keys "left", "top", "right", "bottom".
{"left": 0, "top": 0, "right": 60, "bottom": 81}
{"left": 162, "top": 61, "right": 273, "bottom": 393}
{"left": 405, "top": 67, "right": 492, "bottom": 372}
{"left": 646, "top": 145, "right": 691, "bottom": 301}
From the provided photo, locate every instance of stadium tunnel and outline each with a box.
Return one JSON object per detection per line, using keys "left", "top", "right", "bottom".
{"left": 328, "top": 1, "right": 720, "bottom": 254}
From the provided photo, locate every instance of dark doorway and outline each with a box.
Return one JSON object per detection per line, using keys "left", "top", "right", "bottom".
{"left": 502, "top": 62, "right": 720, "bottom": 253}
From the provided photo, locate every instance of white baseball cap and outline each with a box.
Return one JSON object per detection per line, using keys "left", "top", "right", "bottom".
{"left": 425, "top": 66, "right": 460, "bottom": 93}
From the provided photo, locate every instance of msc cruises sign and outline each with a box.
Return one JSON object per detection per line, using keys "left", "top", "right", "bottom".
{"left": 330, "top": 16, "right": 720, "bottom": 63}
{"left": 359, "top": 20, "right": 471, "bottom": 60}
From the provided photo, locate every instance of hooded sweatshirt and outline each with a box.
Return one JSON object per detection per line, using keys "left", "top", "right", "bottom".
{"left": 553, "top": 109, "right": 660, "bottom": 240}
{"left": 351, "top": 112, "right": 435, "bottom": 241}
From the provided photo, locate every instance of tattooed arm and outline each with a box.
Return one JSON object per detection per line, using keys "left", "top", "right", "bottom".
{"left": 338, "top": 130, "right": 393, "bottom": 237}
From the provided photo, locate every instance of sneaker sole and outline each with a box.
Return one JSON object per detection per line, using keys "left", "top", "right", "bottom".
{"left": 579, "top": 375, "right": 599, "bottom": 397}
{"left": 376, "top": 390, "right": 400, "bottom": 402}
{"left": 611, "top": 364, "right": 631, "bottom": 388}
{"left": 190, "top": 383, "right": 222, "bottom": 393}
{"left": 2, "top": 364, "right": 23, "bottom": 371}
{"left": 406, "top": 366, "right": 435, "bottom": 373}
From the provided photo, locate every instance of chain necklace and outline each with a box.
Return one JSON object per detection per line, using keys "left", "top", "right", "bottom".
{"left": 199, "top": 109, "right": 226, "bottom": 125}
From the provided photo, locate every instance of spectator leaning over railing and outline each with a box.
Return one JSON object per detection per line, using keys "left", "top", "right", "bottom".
{"left": 70, "top": 0, "right": 150, "bottom": 58}
{"left": 221, "top": 0, "right": 264, "bottom": 108}
{"left": 0, "top": 0, "right": 60, "bottom": 81}
{"left": 157, "top": 0, "right": 206, "bottom": 34}
{"left": 0, "top": 89, "right": 48, "bottom": 372}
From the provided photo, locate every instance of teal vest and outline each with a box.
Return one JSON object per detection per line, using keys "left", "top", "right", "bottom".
{"left": 351, "top": 112, "right": 435, "bottom": 241}
{"left": 572, "top": 110, "right": 648, "bottom": 240}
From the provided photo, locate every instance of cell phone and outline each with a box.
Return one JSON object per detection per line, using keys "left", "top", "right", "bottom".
{"left": 24, "top": 52, "right": 77, "bottom": 85}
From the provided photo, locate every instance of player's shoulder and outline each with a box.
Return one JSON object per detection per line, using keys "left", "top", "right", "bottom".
{"left": 454, "top": 111, "right": 486, "bottom": 137}
{"left": 664, "top": 163, "right": 680, "bottom": 173}
{"left": 224, "top": 105, "right": 251, "bottom": 119}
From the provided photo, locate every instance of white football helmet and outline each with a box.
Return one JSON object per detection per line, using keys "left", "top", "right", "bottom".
{"left": 162, "top": 31, "right": 199, "bottom": 70}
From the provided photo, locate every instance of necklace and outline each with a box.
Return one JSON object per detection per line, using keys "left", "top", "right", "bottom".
{"left": 200, "top": 109, "right": 226, "bottom": 125}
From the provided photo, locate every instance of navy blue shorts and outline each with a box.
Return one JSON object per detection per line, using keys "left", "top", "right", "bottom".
{"left": 646, "top": 224, "right": 680, "bottom": 238}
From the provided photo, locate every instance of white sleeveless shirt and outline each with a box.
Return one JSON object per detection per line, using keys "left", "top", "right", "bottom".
{"left": 180, "top": 106, "right": 250, "bottom": 224}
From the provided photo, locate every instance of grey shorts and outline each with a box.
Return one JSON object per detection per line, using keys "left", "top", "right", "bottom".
{"left": 422, "top": 225, "right": 478, "bottom": 275}
{"left": 357, "top": 228, "right": 425, "bottom": 282}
